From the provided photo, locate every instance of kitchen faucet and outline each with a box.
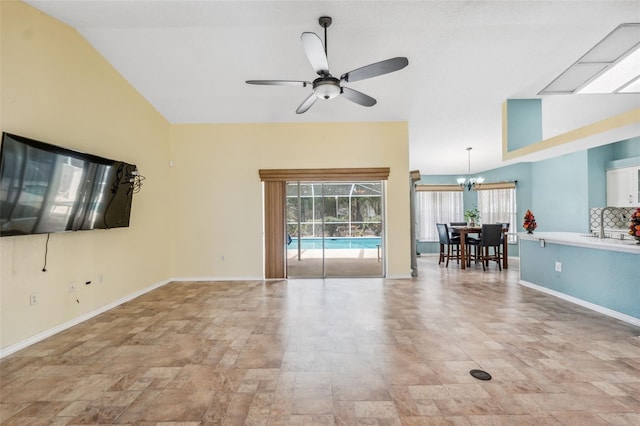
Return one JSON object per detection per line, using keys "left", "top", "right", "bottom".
{"left": 598, "top": 206, "right": 626, "bottom": 239}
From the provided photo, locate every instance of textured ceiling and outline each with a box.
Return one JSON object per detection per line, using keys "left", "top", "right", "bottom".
{"left": 23, "top": 0, "right": 640, "bottom": 174}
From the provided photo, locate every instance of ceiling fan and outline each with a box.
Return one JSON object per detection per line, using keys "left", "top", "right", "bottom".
{"left": 246, "top": 16, "right": 409, "bottom": 114}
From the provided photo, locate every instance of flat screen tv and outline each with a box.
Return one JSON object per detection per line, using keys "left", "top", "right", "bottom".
{"left": 0, "top": 132, "right": 138, "bottom": 237}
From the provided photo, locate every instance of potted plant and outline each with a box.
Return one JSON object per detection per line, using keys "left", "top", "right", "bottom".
{"left": 464, "top": 207, "right": 481, "bottom": 226}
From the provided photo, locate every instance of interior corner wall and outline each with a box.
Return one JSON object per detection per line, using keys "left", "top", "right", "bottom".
{"left": 1, "top": 1, "right": 172, "bottom": 350}
{"left": 169, "top": 122, "right": 411, "bottom": 279}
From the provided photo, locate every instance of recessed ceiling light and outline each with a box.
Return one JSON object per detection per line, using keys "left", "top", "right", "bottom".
{"left": 619, "top": 75, "right": 640, "bottom": 93}
{"left": 578, "top": 46, "right": 640, "bottom": 93}
{"left": 539, "top": 23, "right": 640, "bottom": 95}
{"left": 541, "top": 63, "right": 608, "bottom": 93}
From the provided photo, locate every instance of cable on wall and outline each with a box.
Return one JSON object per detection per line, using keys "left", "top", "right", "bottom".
{"left": 131, "top": 171, "right": 145, "bottom": 193}
{"left": 124, "top": 166, "right": 145, "bottom": 195}
{"left": 42, "top": 233, "right": 50, "bottom": 272}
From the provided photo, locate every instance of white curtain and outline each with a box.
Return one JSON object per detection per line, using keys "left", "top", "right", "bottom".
{"left": 477, "top": 188, "right": 517, "bottom": 242}
{"left": 416, "top": 191, "right": 463, "bottom": 241}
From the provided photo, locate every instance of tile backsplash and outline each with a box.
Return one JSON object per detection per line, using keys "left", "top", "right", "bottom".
{"left": 590, "top": 207, "right": 636, "bottom": 231}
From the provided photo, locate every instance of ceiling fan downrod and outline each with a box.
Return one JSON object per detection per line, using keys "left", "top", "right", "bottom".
{"left": 319, "top": 16, "right": 332, "bottom": 61}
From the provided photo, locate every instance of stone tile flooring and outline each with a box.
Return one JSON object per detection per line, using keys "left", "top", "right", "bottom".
{"left": 1, "top": 256, "right": 639, "bottom": 425}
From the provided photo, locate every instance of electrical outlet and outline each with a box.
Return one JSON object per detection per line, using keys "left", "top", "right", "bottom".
{"left": 30, "top": 292, "right": 39, "bottom": 306}
{"left": 68, "top": 282, "right": 76, "bottom": 293}
{"left": 555, "top": 261, "right": 562, "bottom": 272}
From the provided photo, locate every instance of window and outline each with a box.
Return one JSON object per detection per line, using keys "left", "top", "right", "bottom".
{"left": 416, "top": 186, "right": 463, "bottom": 241}
{"left": 286, "top": 182, "right": 383, "bottom": 238}
{"left": 477, "top": 185, "right": 517, "bottom": 243}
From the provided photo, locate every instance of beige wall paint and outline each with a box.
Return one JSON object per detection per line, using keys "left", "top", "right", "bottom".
{"left": 170, "top": 122, "right": 411, "bottom": 279}
{"left": 1, "top": 1, "right": 172, "bottom": 349}
{"left": 0, "top": 1, "right": 411, "bottom": 351}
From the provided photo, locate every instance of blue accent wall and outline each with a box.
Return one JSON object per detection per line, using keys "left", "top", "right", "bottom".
{"left": 612, "top": 137, "right": 640, "bottom": 159}
{"left": 520, "top": 239, "right": 640, "bottom": 320}
{"left": 506, "top": 99, "right": 542, "bottom": 152}
{"left": 606, "top": 138, "right": 640, "bottom": 169}
{"left": 532, "top": 151, "right": 590, "bottom": 232}
{"left": 474, "top": 162, "right": 532, "bottom": 229}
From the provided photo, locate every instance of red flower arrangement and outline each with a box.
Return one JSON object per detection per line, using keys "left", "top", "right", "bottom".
{"left": 629, "top": 208, "right": 640, "bottom": 243}
{"left": 523, "top": 209, "right": 537, "bottom": 234}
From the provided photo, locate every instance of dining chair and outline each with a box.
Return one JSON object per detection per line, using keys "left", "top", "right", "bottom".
{"left": 436, "top": 223, "right": 461, "bottom": 267}
{"left": 495, "top": 222, "right": 510, "bottom": 247}
{"left": 467, "top": 223, "right": 503, "bottom": 271}
{"left": 449, "top": 221, "right": 468, "bottom": 239}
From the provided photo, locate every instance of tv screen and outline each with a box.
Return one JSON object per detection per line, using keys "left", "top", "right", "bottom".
{"left": 0, "top": 132, "right": 137, "bottom": 237}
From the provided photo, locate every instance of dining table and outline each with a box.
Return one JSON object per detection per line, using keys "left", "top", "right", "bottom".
{"left": 450, "top": 226, "right": 509, "bottom": 270}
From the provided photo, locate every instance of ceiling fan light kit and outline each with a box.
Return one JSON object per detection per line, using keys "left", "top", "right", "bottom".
{"left": 246, "top": 16, "right": 409, "bottom": 114}
{"left": 313, "top": 77, "right": 341, "bottom": 99}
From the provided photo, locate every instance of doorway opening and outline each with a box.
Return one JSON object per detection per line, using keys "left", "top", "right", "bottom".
{"left": 286, "top": 181, "right": 384, "bottom": 278}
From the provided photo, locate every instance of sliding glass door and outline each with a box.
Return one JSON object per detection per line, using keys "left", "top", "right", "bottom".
{"left": 286, "top": 182, "right": 323, "bottom": 277}
{"left": 286, "top": 181, "right": 384, "bottom": 278}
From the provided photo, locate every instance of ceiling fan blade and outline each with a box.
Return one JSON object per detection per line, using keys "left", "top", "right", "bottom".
{"left": 296, "top": 93, "right": 317, "bottom": 114}
{"left": 340, "top": 57, "right": 409, "bottom": 83}
{"left": 341, "top": 87, "right": 376, "bottom": 107}
{"left": 246, "top": 80, "right": 311, "bottom": 87}
{"left": 301, "top": 32, "right": 329, "bottom": 76}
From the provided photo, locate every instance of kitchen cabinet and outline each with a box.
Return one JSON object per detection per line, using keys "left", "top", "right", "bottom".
{"left": 607, "top": 166, "right": 640, "bottom": 206}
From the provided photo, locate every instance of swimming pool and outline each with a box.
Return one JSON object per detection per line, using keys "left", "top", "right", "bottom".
{"left": 287, "top": 237, "right": 381, "bottom": 250}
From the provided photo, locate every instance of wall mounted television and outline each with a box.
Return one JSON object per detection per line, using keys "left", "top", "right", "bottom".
{"left": 0, "top": 132, "right": 138, "bottom": 237}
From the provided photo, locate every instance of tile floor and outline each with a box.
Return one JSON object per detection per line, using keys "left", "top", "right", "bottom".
{"left": 1, "top": 256, "right": 639, "bottom": 425}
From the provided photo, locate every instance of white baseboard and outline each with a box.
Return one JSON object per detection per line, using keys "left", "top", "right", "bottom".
{"left": 386, "top": 273, "right": 413, "bottom": 279}
{"left": 0, "top": 279, "right": 171, "bottom": 359}
{"left": 519, "top": 279, "right": 640, "bottom": 328}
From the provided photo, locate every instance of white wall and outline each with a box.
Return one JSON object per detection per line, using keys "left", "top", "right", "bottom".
{"left": 542, "top": 95, "right": 639, "bottom": 140}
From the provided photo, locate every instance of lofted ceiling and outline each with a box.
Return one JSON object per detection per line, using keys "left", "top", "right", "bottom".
{"left": 23, "top": 0, "right": 640, "bottom": 175}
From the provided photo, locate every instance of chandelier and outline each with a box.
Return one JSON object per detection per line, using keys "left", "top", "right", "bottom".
{"left": 457, "top": 147, "right": 484, "bottom": 191}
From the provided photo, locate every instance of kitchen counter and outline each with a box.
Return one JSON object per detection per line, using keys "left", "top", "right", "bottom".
{"left": 519, "top": 232, "right": 640, "bottom": 325}
{"left": 518, "top": 231, "right": 640, "bottom": 254}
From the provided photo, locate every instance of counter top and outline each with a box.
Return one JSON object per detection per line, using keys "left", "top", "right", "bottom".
{"left": 518, "top": 232, "right": 640, "bottom": 254}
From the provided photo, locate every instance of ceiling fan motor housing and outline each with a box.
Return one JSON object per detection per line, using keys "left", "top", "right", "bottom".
{"left": 313, "top": 76, "right": 341, "bottom": 99}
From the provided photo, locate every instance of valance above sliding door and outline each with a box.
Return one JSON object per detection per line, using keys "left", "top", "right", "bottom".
{"left": 259, "top": 167, "right": 390, "bottom": 182}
